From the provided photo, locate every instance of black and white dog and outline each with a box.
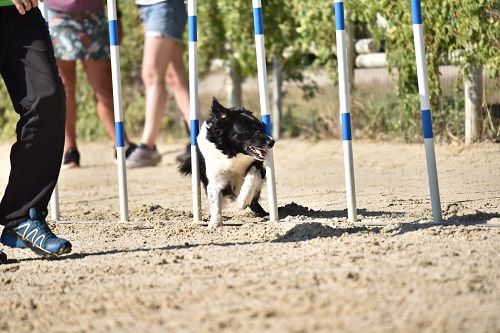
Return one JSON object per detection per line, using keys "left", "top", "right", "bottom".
{"left": 179, "top": 98, "right": 274, "bottom": 228}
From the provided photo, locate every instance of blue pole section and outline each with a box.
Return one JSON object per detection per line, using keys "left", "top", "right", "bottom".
{"left": 410, "top": 0, "right": 442, "bottom": 223}
{"left": 334, "top": 0, "right": 357, "bottom": 223}
{"left": 106, "top": 0, "right": 129, "bottom": 222}
{"left": 188, "top": 0, "right": 202, "bottom": 222}
{"left": 252, "top": 0, "right": 279, "bottom": 222}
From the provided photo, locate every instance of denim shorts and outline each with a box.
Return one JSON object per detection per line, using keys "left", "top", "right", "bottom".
{"left": 139, "top": 0, "right": 187, "bottom": 42}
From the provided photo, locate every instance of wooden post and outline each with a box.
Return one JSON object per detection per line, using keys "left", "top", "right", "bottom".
{"left": 272, "top": 56, "right": 282, "bottom": 139}
{"left": 227, "top": 62, "right": 242, "bottom": 107}
{"left": 464, "top": 63, "right": 483, "bottom": 144}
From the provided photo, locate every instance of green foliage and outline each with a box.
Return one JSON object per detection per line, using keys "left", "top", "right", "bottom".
{"left": 352, "top": 0, "right": 500, "bottom": 140}
{"left": 196, "top": 0, "right": 337, "bottom": 99}
{"left": 1, "top": 1, "right": 498, "bottom": 143}
{"left": 0, "top": 82, "right": 17, "bottom": 140}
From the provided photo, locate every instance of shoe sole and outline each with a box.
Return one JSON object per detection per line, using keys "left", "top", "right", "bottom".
{"left": 63, "top": 162, "right": 79, "bottom": 170}
{"left": 26, "top": 242, "right": 72, "bottom": 257}
{"left": 126, "top": 160, "right": 161, "bottom": 168}
{"left": 55, "top": 244, "right": 72, "bottom": 256}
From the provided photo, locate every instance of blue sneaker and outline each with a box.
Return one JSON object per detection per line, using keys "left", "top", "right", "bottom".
{"left": 1, "top": 208, "right": 71, "bottom": 256}
{"left": 1, "top": 228, "right": 27, "bottom": 248}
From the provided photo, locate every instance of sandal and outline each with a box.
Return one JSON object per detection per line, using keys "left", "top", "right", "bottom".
{"left": 63, "top": 148, "right": 80, "bottom": 168}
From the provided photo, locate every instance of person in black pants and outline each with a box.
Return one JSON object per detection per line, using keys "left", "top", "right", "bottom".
{"left": 0, "top": 0, "right": 72, "bottom": 262}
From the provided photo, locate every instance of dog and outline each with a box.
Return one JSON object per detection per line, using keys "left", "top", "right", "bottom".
{"left": 179, "top": 98, "right": 275, "bottom": 228}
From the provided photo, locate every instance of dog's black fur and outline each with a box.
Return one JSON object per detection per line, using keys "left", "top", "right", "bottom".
{"left": 179, "top": 98, "right": 274, "bottom": 224}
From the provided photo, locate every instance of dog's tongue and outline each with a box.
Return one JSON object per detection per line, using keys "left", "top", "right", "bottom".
{"left": 248, "top": 146, "right": 267, "bottom": 160}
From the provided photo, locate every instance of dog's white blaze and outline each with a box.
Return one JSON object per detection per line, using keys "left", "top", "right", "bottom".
{"left": 198, "top": 124, "right": 256, "bottom": 188}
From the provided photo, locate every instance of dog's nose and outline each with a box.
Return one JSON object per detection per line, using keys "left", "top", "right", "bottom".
{"left": 266, "top": 136, "right": 275, "bottom": 148}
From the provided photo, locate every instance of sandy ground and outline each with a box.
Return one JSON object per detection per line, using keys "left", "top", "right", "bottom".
{"left": 0, "top": 140, "right": 499, "bottom": 332}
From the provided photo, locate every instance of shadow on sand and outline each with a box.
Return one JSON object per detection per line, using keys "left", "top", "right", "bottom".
{"left": 277, "top": 202, "right": 403, "bottom": 220}
{"left": 3, "top": 205, "right": 497, "bottom": 264}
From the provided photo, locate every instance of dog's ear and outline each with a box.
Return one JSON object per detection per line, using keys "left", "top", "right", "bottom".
{"left": 211, "top": 97, "right": 229, "bottom": 119}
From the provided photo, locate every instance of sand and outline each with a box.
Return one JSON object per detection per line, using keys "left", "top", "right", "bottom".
{"left": 0, "top": 140, "right": 499, "bottom": 332}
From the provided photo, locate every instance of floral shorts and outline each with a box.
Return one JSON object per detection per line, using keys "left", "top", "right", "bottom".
{"left": 48, "top": 8, "right": 110, "bottom": 61}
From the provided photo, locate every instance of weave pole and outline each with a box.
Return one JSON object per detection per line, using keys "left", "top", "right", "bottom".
{"left": 39, "top": 1, "right": 60, "bottom": 222}
{"left": 188, "top": 0, "right": 202, "bottom": 222}
{"left": 333, "top": 0, "right": 357, "bottom": 223}
{"left": 410, "top": 0, "right": 442, "bottom": 223}
{"left": 106, "top": 0, "right": 129, "bottom": 222}
{"left": 252, "top": 0, "right": 279, "bottom": 222}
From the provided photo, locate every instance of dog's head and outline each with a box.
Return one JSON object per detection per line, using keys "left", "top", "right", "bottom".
{"left": 206, "top": 98, "right": 274, "bottom": 160}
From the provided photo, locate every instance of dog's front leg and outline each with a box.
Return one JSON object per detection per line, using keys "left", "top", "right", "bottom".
{"left": 207, "top": 183, "right": 223, "bottom": 229}
{"left": 237, "top": 166, "right": 263, "bottom": 210}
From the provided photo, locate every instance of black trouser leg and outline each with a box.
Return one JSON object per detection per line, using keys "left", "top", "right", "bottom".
{"left": 0, "top": 7, "right": 66, "bottom": 228}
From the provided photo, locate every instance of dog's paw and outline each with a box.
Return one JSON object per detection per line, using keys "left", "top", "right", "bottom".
{"left": 253, "top": 209, "right": 268, "bottom": 218}
{"left": 207, "top": 221, "right": 223, "bottom": 229}
{"left": 237, "top": 197, "right": 251, "bottom": 210}
{"left": 208, "top": 215, "right": 223, "bottom": 229}
{"left": 250, "top": 201, "right": 268, "bottom": 217}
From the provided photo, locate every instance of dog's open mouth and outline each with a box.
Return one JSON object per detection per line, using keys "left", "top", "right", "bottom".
{"left": 246, "top": 146, "right": 268, "bottom": 160}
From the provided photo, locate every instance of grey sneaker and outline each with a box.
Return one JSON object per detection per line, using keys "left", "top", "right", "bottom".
{"left": 126, "top": 144, "right": 161, "bottom": 168}
{"left": 176, "top": 143, "right": 191, "bottom": 163}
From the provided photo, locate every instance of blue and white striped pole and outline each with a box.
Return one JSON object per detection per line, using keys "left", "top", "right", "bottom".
{"left": 252, "top": 0, "right": 279, "bottom": 222}
{"left": 188, "top": 0, "right": 202, "bottom": 222}
{"left": 334, "top": 0, "right": 357, "bottom": 223}
{"left": 410, "top": 0, "right": 442, "bottom": 223}
{"left": 106, "top": 0, "right": 129, "bottom": 222}
{"left": 39, "top": 1, "right": 60, "bottom": 222}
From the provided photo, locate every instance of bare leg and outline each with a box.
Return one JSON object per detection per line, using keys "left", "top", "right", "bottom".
{"left": 57, "top": 60, "right": 77, "bottom": 152}
{"left": 82, "top": 59, "right": 132, "bottom": 145}
{"left": 140, "top": 37, "right": 178, "bottom": 148}
{"left": 165, "top": 42, "right": 190, "bottom": 124}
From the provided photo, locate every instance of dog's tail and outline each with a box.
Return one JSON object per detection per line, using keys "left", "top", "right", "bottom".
{"left": 178, "top": 155, "right": 192, "bottom": 176}
{"left": 178, "top": 148, "right": 208, "bottom": 189}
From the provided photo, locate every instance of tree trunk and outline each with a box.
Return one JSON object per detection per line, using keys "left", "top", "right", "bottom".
{"left": 464, "top": 63, "right": 483, "bottom": 144}
{"left": 272, "top": 57, "right": 282, "bottom": 139}
{"left": 227, "top": 62, "right": 242, "bottom": 107}
{"left": 345, "top": 11, "right": 355, "bottom": 89}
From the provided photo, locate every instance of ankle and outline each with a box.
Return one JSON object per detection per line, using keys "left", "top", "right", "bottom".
{"left": 139, "top": 143, "right": 156, "bottom": 150}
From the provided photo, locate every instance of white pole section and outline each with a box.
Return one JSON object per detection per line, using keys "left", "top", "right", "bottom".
{"left": 39, "top": 1, "right": 61, "bottom": 222}
{"left": 334, "top": 0, "right": 357, "bottom": 223}
{"left": 106, "top": 0, "right": 129, "bottom": 222}
{"left": 252, "top": 0, "right": 279, "bottom": 222}
{"left": 50, "top": 184, "right": 60, "bottom": 221}
{"left": 188, "top": 0, "right": 202, "bottom": 222}
{"left": 410, "top": 0, "right": 442, "bottom": 223}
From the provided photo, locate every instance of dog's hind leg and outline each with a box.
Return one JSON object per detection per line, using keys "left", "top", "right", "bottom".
{"left": 207, "top": 182, "right": 223, "bottom": 229}
{"left": 237, "top": 166, "right": 264, "bottom": 210}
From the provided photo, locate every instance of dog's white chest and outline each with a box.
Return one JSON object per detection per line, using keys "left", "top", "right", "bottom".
{"left": 198, "top": 124, "right": 255, "bottom": 191}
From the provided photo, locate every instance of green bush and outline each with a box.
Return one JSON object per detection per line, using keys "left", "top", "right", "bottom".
{"left": 1, "top": 1, "right": 498, "bottom": 143}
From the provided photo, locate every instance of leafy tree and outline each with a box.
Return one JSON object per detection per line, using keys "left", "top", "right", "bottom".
{"left": 351, "top": 0, "right": 500, "bottom": 139}
{"left": 196, "top": 0, "right": 322, "bottom": 96}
